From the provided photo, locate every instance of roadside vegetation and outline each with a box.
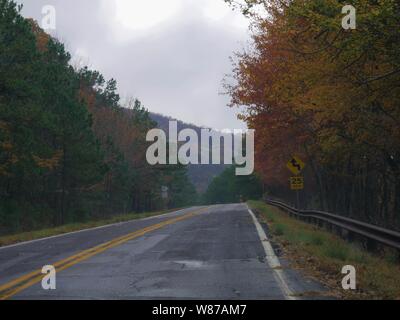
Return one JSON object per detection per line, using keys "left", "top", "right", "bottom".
{"left": 249, "top": 200, "right": 400, "bottom": 300}
{"left": 0, "top": 207, "right": 183, "bottom": 247}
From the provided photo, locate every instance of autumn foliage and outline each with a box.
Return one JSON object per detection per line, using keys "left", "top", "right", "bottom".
{"left": 226, "top": 0, "right": 400, "bottom": 228}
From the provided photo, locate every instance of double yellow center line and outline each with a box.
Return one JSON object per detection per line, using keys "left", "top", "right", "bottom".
{"left": 0, "top": 208, "right": 207, "bottom": 300}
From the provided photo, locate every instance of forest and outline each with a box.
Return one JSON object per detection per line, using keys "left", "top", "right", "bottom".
{"left": 0, "top": 0, "right": 197, "bottom": 235}
{"left": 224, "top": 0, "right": 400, "bottom": 229}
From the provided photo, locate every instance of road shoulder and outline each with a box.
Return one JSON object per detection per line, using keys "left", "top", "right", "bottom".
{"left": 248, "top": 200, "right": 400, "bottom": 300}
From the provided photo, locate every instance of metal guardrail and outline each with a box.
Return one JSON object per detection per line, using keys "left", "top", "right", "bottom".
{"left": 266, "top": 199, "right": 400, "bottom": 251}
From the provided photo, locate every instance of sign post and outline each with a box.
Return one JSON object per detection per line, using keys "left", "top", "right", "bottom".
{"left": 161, "top": 186, "right": 169, "bottom": 209}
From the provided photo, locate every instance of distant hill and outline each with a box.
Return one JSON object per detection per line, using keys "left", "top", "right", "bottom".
{"left": 149, "top": 112, "right": 229, "bottom": 193}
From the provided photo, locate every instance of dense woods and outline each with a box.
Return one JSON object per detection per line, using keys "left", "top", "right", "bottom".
{"left": 225, "top": 0, "right": 400, "bottom": 229}
{"left": 0, "top": 1, "right": 196, "bottom": 235}
{"left": 203, "top": 166, "right": 263, "bottom": 204}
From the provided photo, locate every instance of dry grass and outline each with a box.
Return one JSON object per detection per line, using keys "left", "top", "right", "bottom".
{"left": 248, "top": 200, "right": 400, "bottom": 300}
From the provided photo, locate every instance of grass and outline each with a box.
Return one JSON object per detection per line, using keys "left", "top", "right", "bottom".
{"left": 0, "top": 208, "right": 183, "bottom": 248}
{"left": 248, "top": 200, "right": 400, "bottom": 300}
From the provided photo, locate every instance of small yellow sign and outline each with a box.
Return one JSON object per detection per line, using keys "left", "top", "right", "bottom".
{"left": 287, "top": 156, "right": 306, "bottom": 175}
{"left": 290, "top": 176, "right": 304, "bottom": 190}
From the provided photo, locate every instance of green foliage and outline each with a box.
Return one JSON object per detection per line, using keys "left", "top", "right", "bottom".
{"left": 202, "top": 166, "right": 263, "bottom": 204}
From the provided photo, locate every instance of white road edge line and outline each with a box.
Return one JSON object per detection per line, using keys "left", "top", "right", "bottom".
{"left": 247, "top": 206, "right": 297, "bottom": 300}
{"left": 0, "top": 207, "right": 200, "bottom": 251}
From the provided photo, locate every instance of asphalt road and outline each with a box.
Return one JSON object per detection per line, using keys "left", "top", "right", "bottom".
{"left": 0, "top": 204, "right": 326, "bottom": 300}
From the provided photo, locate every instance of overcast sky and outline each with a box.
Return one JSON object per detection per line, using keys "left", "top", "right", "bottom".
{"left": 17, "top": 0, "right": 250, "bottom": 129}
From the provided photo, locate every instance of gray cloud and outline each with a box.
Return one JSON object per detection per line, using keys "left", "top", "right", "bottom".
{"left": 17, "top": 0, "right": 249, "bottom": 129}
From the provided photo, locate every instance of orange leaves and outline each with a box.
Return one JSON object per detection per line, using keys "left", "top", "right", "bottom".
{"left": 226, "top": 1, "right": 344, "bottom": 185}
{"left": 0, "top": 120, "right": 16, "bottom": 177}
{"left": 227, "top": 0, "right": 400, "bottom": 207}
{"left": 27, "top": 19, "right": 50, "bottom": 53}
{"left": 0, "top": 120, "right": 9, "bottom": 131}
{"left": 0, "top": 142, "right": 13, "bottom": 151}
{"left": 32, "top": 150, "right": 63, "bottom": 171}
{"left": 79, "top": 87, "right": 96, "bottom": 111}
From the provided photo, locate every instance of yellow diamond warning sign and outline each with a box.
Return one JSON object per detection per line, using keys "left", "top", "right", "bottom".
{"left": 287, "top": 156, "right": 306, "bottom": 176}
